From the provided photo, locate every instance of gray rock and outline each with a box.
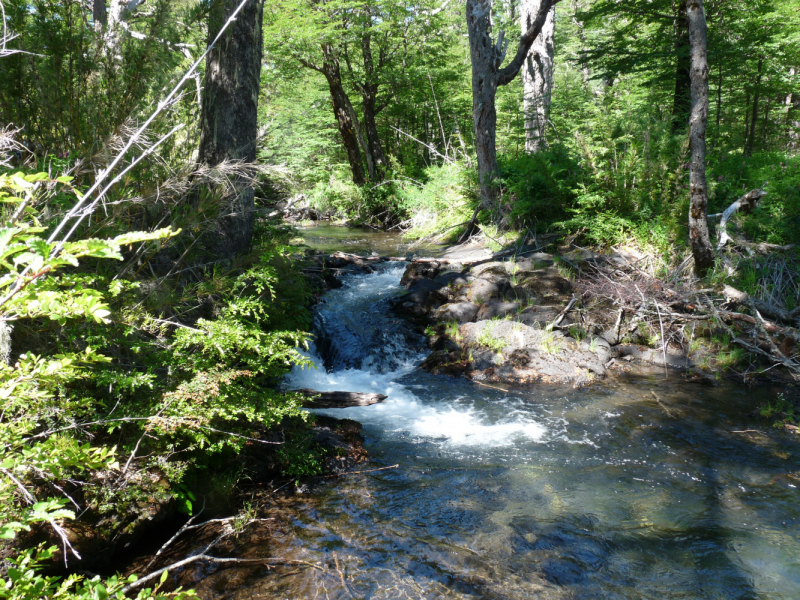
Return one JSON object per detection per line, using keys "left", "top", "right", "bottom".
{"left": 467, "top": 278, "right": 502, "bottom": 302}
{"left": 476, "top": 301, "right": 520, "bottom": 320}
{"left": 435, "top": 302, "right": 480, "bottom": 323}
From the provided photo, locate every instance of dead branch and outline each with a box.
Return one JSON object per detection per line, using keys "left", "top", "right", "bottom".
{"left": 723, "top": 284, "right": 800, "bottom": 326}
{"left": 716, "top": 188, "right": 767, "bottom": 250}
{"left": 549, "top": 296, "right": 578, "bottom": 330}
{"left": 702, "top": 296, "right": 799, "bottom": 377}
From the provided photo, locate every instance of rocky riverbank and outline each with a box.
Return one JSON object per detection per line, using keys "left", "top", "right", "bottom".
{"left": 387, "top": 245, "right": 758, "bottom": 388}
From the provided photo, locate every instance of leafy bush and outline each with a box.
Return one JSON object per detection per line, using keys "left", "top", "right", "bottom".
{"left": 399, "top": 163, "right": 474, "bottom": 241}
{"left": 498, "top": 146, "right": 579, "bottom": 228}
{"left": 0, "top": 169, "right": 316, "bottom": 598}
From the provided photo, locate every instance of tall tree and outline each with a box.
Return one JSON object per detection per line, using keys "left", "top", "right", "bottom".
{"left": 197, "top": 0, "right": 265, "bottom": 258}
{"left": 521, "top": 0, "right": 556, "bottom": 152}
{"left": 687, "top": 0, "right": 714, "bottom": 275}
{"left": 298, "top": 44, "right": 368, "bottom": 185}
{"left": 466, "top": 0, "right": 556, "bottom": 206}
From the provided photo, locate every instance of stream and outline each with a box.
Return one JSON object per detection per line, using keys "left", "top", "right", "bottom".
{"left": 192, "top": 233, "right": 800, "bottom": 599}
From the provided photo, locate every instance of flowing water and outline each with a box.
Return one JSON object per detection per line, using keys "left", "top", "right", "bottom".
{"left": 194, "top": 261, "right": 800, "bottom": 599}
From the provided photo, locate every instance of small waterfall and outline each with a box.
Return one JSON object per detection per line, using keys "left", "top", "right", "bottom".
{"left": 285, "top": 263, "right": 548, "bottom": 447}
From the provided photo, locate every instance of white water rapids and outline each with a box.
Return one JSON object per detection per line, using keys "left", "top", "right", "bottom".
{"left": 284, "top": 263, "right": 549, "bottom": 447}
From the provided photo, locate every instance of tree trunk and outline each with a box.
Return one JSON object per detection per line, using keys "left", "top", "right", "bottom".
{"left": 466, "top": 0, "right": 554, "bottom": 206}
{"left": 671, "top": 0, "right": 691, "bottom": 133}
{"left": 360, "top": 33, "right": 387, "bottom": 181}
{"left": 745, "top": 57, "right": 763, "bottom": 157}
{"left": 786, "top": 68, "right": 800, "bottom": 149}
{"left": 715, "top": 63, "right": 722, "bottom": 131}
{"left": 197, "top": 0, "right": 264, "bottom": 259}
{"left": 93, "top": 0, "right": 107, "bottom": 32}
{"left": 320, "top": 44, "right": 367, "bottom": 186}
{"left": 687, "top": 0, "right": 714, "bottom": 276}
{"left": 521, "top": 0, "right": 555, "bottom": 153}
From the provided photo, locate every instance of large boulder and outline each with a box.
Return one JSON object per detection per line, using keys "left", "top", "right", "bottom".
{"left": 460, "top": 320, "right": 610, "bottom": 387}
{"left": 435, "top": 302, "right": 480, "bottom": 323}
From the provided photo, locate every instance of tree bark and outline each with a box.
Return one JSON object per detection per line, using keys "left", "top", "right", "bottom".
{"left": 320, "top": 44, "right": 367, "bottom": 186}
{"left": 295, "top": 389, "right": 387, "bottom": 409}
{"left": 745, "top": 57, "right": 763, "bottom": 157}
{"left": 93, "top": 0, "right": 107, "bottom": 32}
{"left": 786, "top": 68, "right": 800, "bottom": 149}
{"left": 671, "top": 0, "right": 691, "bottom": 133}
{"left": 570, "top": 0, "right": 591, "bottom": 89}
{"left": 687, "top": 0, "right": 714, "bottom": 275}
{"left": 197, "top": 0, "right": 264, "bottom": 258}
{"left": 521, "top": 0, "right": 556, "bottom": 153}
{"left": 466, "top": 0, "right": 555, "bottom": 206}
{"left": 299, "top": 46, "right": 367, "bottom": 186}
{"left": 359, "top": 32, "right": 387, "bottom": 181}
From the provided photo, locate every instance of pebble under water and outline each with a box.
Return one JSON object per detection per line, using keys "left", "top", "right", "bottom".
{"left": 194, "top": 262, "right": 800, "bottom": 600}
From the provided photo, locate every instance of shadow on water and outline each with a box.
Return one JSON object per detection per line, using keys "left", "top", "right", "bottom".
{"left": 178, "top": 261, "right": 799, "bottom": 600}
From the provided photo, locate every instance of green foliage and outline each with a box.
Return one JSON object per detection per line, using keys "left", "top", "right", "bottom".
{"left": 477, "top": 325, "right": 507, "bottom": 353}
{"left": 400, "top": 164, "right": 474, "bottom": 241}
{"left": 276, "top": 419, "right": 327, "bottom": 478}
{"left": 0, "top": 545, "right": 195, "bottom": 600}
{"left": 0, "top": 171, "right": 316, "bottom": 598}
{"left": 497, "top": 147, "right": 579, "bottom": 228}
{"left": 760, "top": 392, "right": 800, "bottom": 430}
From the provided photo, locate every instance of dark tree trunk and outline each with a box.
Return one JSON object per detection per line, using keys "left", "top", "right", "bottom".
{"left": 319, "top": 44, "right": 367, "bottom": 185}
{"left": 743, "top": 87, "right": 751, "bottom": 147}
{"left": 93, "top": 0, "right": 107, "bottom": 31}
{"left": 672, "top": 0, "right": 691, "bottom": 133}
{"left": 687, "top": 0, "right": 714, "bottom": 276}
{"left": 197, "top": 0, "right": 264, "bottom": 259}
{"left": 466, "top": 0, "right": 554, "bottom": 206}
{"left": 360, "top": 34, "right": 387, "bottom": 181}
{"left": 745, "top": 57, "right": 763, "bottom": 157}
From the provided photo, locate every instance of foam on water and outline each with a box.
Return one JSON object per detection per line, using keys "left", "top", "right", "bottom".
{"left": 285, "top": 262, "right": 548, "bottom": 447}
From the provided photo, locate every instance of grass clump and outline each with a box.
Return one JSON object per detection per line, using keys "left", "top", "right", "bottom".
{"left": 477, "top": 325, "right": 507, "bottom": 353}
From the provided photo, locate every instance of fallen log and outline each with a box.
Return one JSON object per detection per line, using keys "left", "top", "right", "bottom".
{"left": 295, "top": 389, "right": 387, "bottom": 409}
{"left": 723, "top": 284, "right": 800, "bottom": 326}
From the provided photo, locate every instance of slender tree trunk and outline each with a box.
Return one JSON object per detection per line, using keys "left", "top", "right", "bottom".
{"left": 360, "top": 33, "right": 387, "bottom": 181}
{"left": 466, "top": 0, "right": 554, "bottom": 206}
{"left": 319, "top": 44, "right": 367, "bottom": 186}
{"left": 687, "top": 0, "right": 714, "bottom": 275}
{"left": 715, "top": 62, "right": 722, "bottom": 131}
{"left": 197, "top": 0, "right": 264, "bottom": 258}
{"left": 521, "top": 0, "right": 555, "bottom": 153}
{"left": 745, "top": 57, "right": 763, "bottom": 157}
{"left": 672, "top": 0, "right": 691, "bottom": 133}
{"left": 743, "top": 87, "right": 751, "bottom": 148}
{"left": 786, "top": 68, "right": 799, "bottom": 149}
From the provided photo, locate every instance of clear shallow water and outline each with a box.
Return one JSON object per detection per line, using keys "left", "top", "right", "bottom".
{"left": 194, "top": 263, "right": 800, "bottom": 600}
